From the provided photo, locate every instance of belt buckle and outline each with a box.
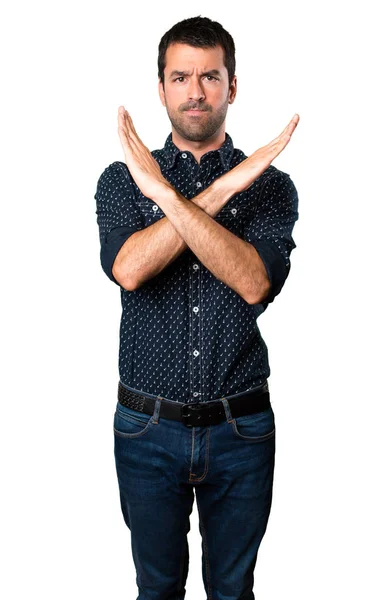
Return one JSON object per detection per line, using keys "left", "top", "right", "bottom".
{"left": 181, "top": 401, "right": 204, "bottom": 427}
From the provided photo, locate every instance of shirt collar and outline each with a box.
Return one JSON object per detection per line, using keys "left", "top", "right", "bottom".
{"left": 163, "top": 132, "right": 234, "bottom": 171}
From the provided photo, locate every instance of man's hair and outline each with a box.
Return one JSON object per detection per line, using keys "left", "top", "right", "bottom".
{"left": 158, "top": 15, "right": 236, "bottom": 88}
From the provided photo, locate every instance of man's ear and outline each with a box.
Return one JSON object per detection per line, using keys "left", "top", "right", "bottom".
{"left": 158, "top": 79, "right": 166, "bottom": 107}
{"left": 228, "top": 75, "right": 237, "bottom": 105}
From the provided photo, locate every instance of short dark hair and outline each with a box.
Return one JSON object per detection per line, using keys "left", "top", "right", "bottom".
{"left": 158, "top": 16, "right": 236, "bottom": 88}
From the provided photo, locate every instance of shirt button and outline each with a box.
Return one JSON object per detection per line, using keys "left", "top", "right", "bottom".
{"left": 231, "top": 208, "right": 237, "bottom": 215}
{"left": 193, "top": 350, "right": 200, "bottom": 357}
{"left": 193, "top": 306, "right": 199, "bottom": 313}
{"left": 196, "top": 181, "right": 202, "bottom": 188}
{"left": 152, "top": 205, "right": 159, "bottom": 211}
{"left": 193, "top": 392, "right": 199, "bottom": 397}
{"left": 181, "top": 153, "right": 187, "bottom": 158}
{"left": 193, "top": 263, "right": 199, "bottom": 270}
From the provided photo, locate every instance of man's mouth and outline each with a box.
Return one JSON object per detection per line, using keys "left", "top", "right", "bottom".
{"left": 185, "top": 105, "right": 207, "bottom": 111}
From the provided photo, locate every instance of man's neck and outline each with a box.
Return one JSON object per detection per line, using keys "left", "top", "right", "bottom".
{"left": 171, "top": 128, "right": 226, "bottom": 165}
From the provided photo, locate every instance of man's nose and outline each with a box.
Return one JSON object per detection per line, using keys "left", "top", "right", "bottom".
{"left": 188, "top": 77, "right": 206, "bottom": 102}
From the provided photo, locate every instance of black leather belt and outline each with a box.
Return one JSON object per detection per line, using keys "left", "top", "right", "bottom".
{"left": 118, "top": 381, "right": 271, "bottom": 428}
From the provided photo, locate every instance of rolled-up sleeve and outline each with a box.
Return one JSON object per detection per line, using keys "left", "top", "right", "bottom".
{"left": 94, "top": 161, "right": 145, "bottom": 285}
{"left": 244, "top": 169, "right": 299, "bottom": 307}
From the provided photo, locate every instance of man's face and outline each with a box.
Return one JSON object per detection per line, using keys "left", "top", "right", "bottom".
{"left": 158, "top": 43, "right": 237, "bottom": 142}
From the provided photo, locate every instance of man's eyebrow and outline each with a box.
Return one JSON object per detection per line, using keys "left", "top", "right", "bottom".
{"left": 169, "top": 69, "right": 222, "bottom": 79}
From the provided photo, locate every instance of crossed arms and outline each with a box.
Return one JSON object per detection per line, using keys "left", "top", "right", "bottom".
{"left": 112, "top": 172, "right": 271, "bottom": 304}
{"left": 95, "top": 108, "right": 299, "bottom": 305}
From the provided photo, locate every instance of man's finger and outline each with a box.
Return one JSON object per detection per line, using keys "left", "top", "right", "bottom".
{"left": 117, "top": 107, "right": 135, "bottom": 140}
{"left": 267, "top": 114, "right": 299, "bottom": 149}
{"left": 271, "top": 132, "right": 293, "bottom": 157}
{"left": 117, "top": 109, "right": 135, "bottom": 151}
{"left": 123, "top": 111, "right": 143, "bottom": 152}
{"left": 123, "top": 110, "right": 141, "bottom": 143}
{"left": 125, "top": 111, "right": 139, "bottom": 136}
{"left": 281, "top": 114, "right": 299, "bottom": 137}
{"left": 117, "top": 125, "right": 132, "bottom": 154}
{"left": 118, "top": 110, "right": 130, "bottom": 140}
{"left": 275, "top": 113, "right": 299, "bottom": 140}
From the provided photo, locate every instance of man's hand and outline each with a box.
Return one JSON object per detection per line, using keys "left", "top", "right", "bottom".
{"left": 117, "top": 105, "right": 173, "bottom": 199}
{"left": 222, "top": 114, "right": 300, "bottom": 196}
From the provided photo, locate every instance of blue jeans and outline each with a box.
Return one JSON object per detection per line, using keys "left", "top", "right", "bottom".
{"left": 113, "top": 384, "right": 276, "bottom": 600}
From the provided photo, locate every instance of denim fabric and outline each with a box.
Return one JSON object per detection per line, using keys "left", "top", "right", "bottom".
{"left": 113, "top": 381, "right": 275, "bottom": 600}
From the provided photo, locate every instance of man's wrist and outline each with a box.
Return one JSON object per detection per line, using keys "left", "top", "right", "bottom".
{"left": 155, "top": 182, "right": 182, "bottom": 208}
{"left": 153, "top": 171, "right": 237, "bottom": 217}
{"left": 197, "top": 173, "right": 237, "bottom": 215}
{"left": 214, "top": 171, "right": 238, "bottom": 198}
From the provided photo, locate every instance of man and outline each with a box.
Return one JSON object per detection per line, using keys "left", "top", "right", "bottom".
{"left": 95, "top": 15, "right": 299, "bottom": 600}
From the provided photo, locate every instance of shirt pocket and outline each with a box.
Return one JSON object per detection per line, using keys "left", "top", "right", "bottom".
{"left": 138, "top": 200, "right": 165, "bottom": 224}
{"left": 216, "top": 204, "right": 254, "bottom": 233}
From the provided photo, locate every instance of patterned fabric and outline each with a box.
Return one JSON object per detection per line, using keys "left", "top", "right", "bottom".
{"left": 94, "top": 132, "right": 299, "bottom": 403}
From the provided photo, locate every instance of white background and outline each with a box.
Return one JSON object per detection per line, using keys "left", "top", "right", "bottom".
{"left": 1, "top": 1, "right": 384, "bottom": 598}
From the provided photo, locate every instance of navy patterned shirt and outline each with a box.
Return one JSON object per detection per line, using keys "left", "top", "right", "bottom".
{"left": 94, "top": 132, "right": 298, "bottom": 403}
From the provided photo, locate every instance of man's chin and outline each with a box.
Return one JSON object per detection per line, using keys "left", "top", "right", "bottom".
{"left": 173, "top": 122, "right": 217, "bottom": 143}
{"left": 172, "top": 126, "right": 205, "bottom": 142}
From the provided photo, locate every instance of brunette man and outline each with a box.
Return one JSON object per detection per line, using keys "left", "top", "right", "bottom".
{"left": 95, "top": 15, "right": 299, "bottom": 600}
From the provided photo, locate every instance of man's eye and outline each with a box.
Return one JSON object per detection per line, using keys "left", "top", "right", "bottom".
{"left": 174, "top": 76, "right": 218, "bottom": 82}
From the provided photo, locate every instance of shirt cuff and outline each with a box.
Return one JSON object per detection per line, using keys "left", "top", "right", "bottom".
{"left": 100, "top": 226, "right": 139, "bottom": 286}
{"left": 251, "top": 239, "right": 290, "bottom": 305}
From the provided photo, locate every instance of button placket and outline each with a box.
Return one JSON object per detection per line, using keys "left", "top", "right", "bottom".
{"left": 190, "top": 257, "right": 202, "bottom": 403}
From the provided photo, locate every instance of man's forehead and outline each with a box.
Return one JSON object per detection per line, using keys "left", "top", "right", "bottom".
{"left": 164, "top": 43, "right": 226, "bottom": 71}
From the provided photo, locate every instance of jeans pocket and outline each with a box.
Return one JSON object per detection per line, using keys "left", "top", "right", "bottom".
{"left": 231, "top": 406, "right": 275, "bottom": 442}
{"left": 113, "top": 403, "right": 154, "bottom": 438}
